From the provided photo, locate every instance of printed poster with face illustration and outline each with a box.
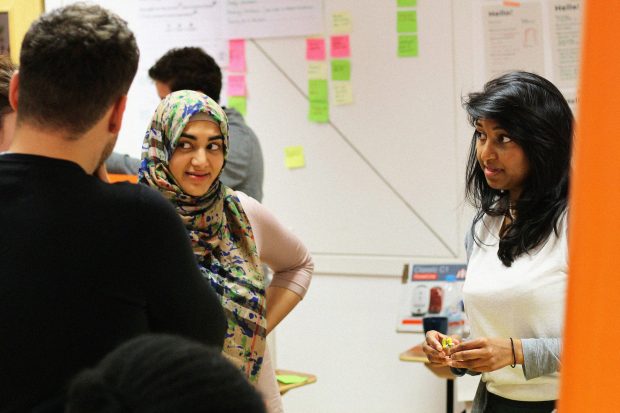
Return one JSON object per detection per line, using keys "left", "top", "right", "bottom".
{"left": 397, "top": 263, "right": 467, "bottom": 334}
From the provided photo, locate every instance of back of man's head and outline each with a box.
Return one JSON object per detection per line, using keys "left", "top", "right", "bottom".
{"left": 66, "top": 334, "right": 267, "bottom": 413}
{"left": 148, "top": 47, "right": 222, "bottom": 102}
{"left": 18, "top": 3, "right": 139, "bottom": 136}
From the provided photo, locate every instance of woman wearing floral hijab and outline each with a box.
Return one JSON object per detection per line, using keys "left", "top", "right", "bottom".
{"left": 139, "top": 90, "right": 313, "bottom": 412}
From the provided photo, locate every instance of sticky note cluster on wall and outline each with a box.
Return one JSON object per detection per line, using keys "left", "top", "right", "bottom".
{"left": 227, "top": 39, "right": 247, "bottom": 115}
{"left": 304, "top": 10, "right": 355, "bottom": 126}
{"left": 397, "top": 0, "right": 419, "bottom": 57}
{"left": 330, "top": 11, "right": 353, "bottom": 106}
{"left": 305, "top": 37, "right": 329, "bottom": 123}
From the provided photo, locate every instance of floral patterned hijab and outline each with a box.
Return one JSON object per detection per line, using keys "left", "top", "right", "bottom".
{"left": 139, "top": 90, "right": 266, "bottom": 382}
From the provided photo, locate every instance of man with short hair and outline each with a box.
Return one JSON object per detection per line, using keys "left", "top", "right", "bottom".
{"left": 0, "top": 5, "right": 226, "bottom": 411}
{"left": 149, "top": 47, "right": 265, "bottom": 201}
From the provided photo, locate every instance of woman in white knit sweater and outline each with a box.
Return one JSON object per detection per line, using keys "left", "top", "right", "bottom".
{"left": 423, "top": 71, "right": 572, "bottom": 413}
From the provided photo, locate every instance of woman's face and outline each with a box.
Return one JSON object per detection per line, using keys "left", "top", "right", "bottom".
{"left": 169, "top": 120, "right": 225, "bottom": 197}
{"left": 475, "top": 118, "right": 529, "bottom": 202}
{"left": 0, "top": 111, "right": 16, "bottom": 152}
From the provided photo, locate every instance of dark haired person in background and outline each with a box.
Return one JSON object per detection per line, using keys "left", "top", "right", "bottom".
{"left": 423, "top": 71, "right": 572, "bottom": 413}
{"left": 0, "top": 54, "right": 16, "bottom": 152}
{"left": 67, "top": 334, "right": 267, "bottom": 413}
{"left": 149, "top": 46, "right": 264, "bottom": 201}
{"left": 0, "top": 5, "right": 225, "bottom": 410}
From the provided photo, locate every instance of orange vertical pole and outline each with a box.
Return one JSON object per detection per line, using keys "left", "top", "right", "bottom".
{"left": 558, "top": 1, "right": 620, "bottom": 411}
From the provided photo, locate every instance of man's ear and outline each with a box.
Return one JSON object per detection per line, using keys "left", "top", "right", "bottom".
{"left": 108, "top": 95, "right": 127, "bottom": 134}
{"left": 8, "top": 70, "right": 19, "bottom": 111}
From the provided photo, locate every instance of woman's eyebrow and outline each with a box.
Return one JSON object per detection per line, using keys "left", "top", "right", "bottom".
{"left": 209, "top": 135, "right": 224, "bottom": 141}
{"left": 179, "top": 133, "right": 196, "bottom": 140}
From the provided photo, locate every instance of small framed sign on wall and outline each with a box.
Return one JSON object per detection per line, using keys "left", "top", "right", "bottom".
{"left": 0, "top": 12, "right": 9, "bottom": 56}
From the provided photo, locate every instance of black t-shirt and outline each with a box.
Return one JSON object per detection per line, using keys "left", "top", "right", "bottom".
{"left": 0, "top": 154, "right": 226, "bottom": 411}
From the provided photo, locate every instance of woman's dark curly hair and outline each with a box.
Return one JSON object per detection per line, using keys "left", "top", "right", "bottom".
{"left": 464, "top": 71, "right": 573, "bottom": 266}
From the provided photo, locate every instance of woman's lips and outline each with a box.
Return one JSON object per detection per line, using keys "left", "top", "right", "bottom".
{"left": 484, "top": 166, "right": 502, "bottom": 178}
{"left": 186, "top": 171, "right": 209, "bottom": 180}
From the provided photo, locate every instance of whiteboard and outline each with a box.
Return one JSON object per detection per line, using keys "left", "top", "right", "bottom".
{"left": 45, "top": 0, "right": 474, "bottom": 276}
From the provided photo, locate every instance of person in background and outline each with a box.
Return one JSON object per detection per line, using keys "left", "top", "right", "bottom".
{"left": 149, "top": 47, "right": 264, "bottom": 201}
{"left": 0, "top": 55, "right": 16, "bottom": 152}
{"left": 423, "top": 71, "right": 572, "bottom": 413}
{"left": 66, "top": 334, "right": 267, "bottom": 413}
{"left": 106, "top": 151, "right": 140, "bottom": 174}
{"left": 139, "top": 90, "right": 313, "bottom": 413}
{"left": 0, "top": 5, "right": 226, "bottom": 411}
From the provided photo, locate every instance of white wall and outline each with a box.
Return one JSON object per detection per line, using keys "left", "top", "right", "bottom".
{"left": 45, "top": 1, "right": 478, "bottom": 411}
{"left": 270, "top": 2, "right": 477, "bottom": 412}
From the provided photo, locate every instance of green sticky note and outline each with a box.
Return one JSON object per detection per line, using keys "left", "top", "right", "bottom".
{"left": 308, "top": 79, "right": 328, "bottom": 101}
{"left": 308, "top": 100, "right": 329, "bottom": 123}
{"left": 397, "top": 10, "right": 417, "bottom": 33}
{"left": 284, "top": 146, "right": 306, "bottom": 169}
{"left": 397, "top": 0, "right": 417, "bottom": 6}
{"left": 331, "top": 59, "right": 351, "bottom": 81}
{"left": 277, "top": 374, "right": 309, "bottom": 384}
{"left": 227, "top": 96, "right": 247, "bottom": 116}
{"left": 398, "top": 34, "right": 418, "bottom": 57}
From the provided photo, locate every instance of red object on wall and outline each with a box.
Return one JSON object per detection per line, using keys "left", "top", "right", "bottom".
{"left": 428, "top": 287, "right": 443, "bottom": 314}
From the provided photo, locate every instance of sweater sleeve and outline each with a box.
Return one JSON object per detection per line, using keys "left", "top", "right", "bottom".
{"left": 105, "top": 152, "right": 140, "bottom": 175}
{"left": 521, "top": 337, "right": 562, "bottom": 380}
{"left": 237, "top": 192, "right": 313, "bottom": 298}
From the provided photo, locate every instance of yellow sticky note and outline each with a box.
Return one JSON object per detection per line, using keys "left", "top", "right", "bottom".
{"left": 333, "top": 81, "right": 353, "bottom": 105}
{"left": 308, "top": 62, "right": 328, "bottom": 79}
{"left": 284, "top": 146, "right": 306, "bottom": 169}
{"left": 398, "top": 0, "right": 417, "bottom": 7}
{"left": 227, "top": 96, "right": 247, "bottom": 116}
{"left": 332, "top": 11, "right": 352, "bottom": 34}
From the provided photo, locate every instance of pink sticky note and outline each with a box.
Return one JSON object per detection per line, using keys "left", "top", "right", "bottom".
{"left": 227, "top": 75, "right": 246, "bottom": 96}
{"left": 330, "top": 35, "right": 350, "bottom": 58}
{"left": 306, "top": 38, "right": 326, "bottom": 61}
{"left": 229, "top": 39, "right": 246, "bottom": 72}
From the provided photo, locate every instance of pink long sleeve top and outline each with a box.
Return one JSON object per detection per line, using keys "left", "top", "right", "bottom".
{"left": 237, "top": 192, "right": 313, "bottom": 298}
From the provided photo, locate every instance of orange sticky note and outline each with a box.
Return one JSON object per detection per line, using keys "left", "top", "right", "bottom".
{"left": 330, "top": 35, "right": 350, "bottom": 58}
{"left": 306, "top": 38, "right": 326, "bottom": 61}
{"left": 228, "top": 39, "right": 246, "bottom": 72}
